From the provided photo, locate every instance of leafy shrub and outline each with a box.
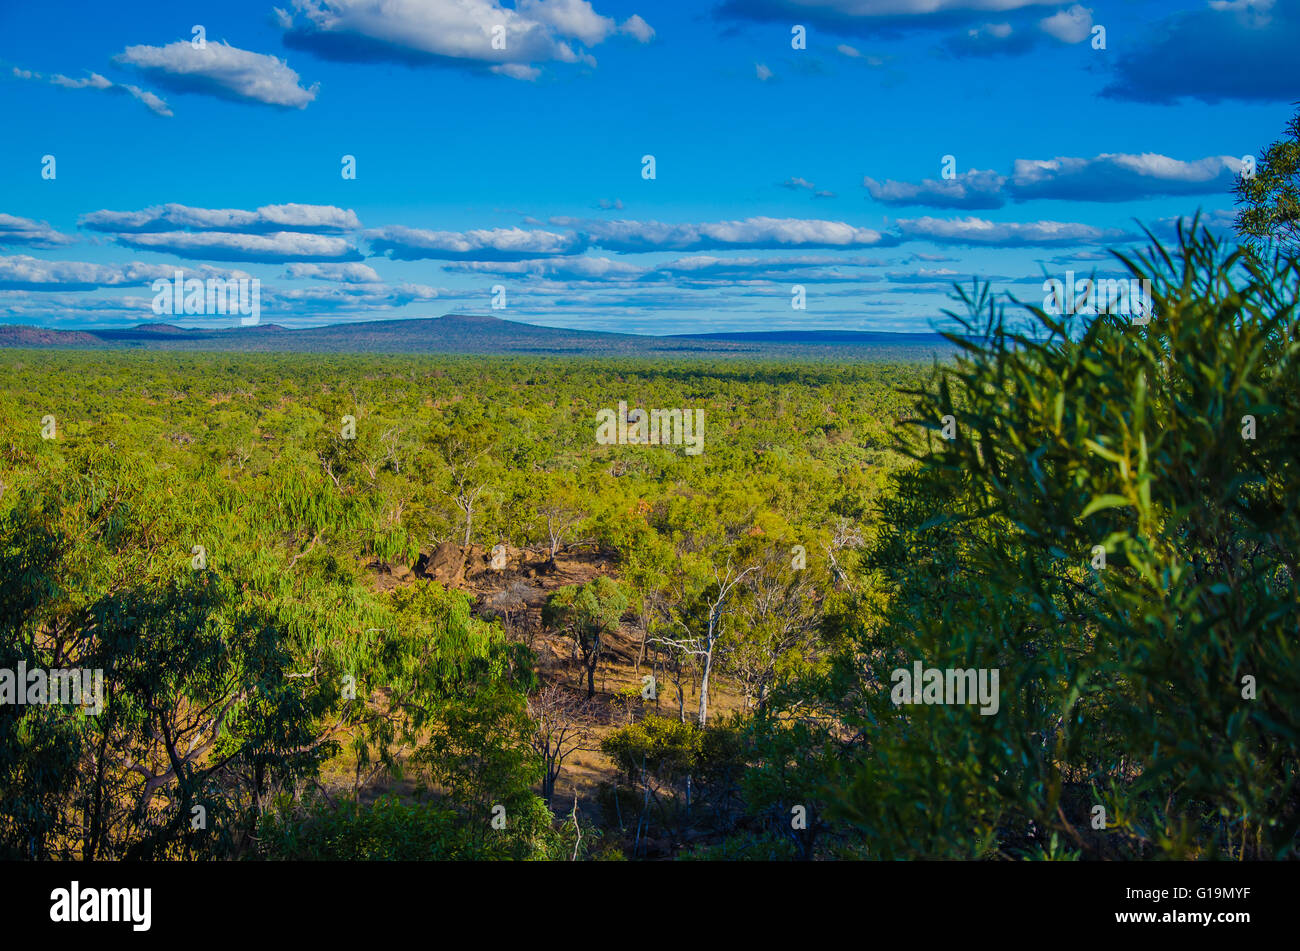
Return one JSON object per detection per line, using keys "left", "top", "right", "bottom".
{"left": 810, "top": 222, "right": 1300, "bottom": 859}
{"left": 601, "top": 716, "right": 702, "bottom": 784}
{"left": 258, "top": 793, "right": 562, "bottom": 861}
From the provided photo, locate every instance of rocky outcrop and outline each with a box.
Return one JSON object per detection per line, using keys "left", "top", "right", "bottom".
{"left": 416, "top": 541, "right": 466, "bottom": 586}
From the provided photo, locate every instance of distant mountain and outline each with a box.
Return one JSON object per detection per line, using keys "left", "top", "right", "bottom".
{"left": 678, "top": 329, "right": 947, "bottom": 344}
{"left": 0, "top": 313, "right": 953, "bottom": 360}
{"left": 0, "top": 326, "right": 103, "bottom": 347}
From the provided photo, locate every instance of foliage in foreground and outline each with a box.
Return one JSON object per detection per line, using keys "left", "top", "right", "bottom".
{"left": 741, "top": 223, "right": 1300, "bottom": 859}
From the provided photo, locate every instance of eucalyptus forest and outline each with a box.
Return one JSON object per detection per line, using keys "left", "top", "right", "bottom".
{"left": 2, "top": 224, "right": 1296, "bottom": 863}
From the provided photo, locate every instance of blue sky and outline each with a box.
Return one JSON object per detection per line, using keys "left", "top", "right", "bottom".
{"left": 0, "top": 0, "right": 1294, "bottom": 334}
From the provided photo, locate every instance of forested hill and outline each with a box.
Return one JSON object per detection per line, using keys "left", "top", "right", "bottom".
{"left": 0, "top": 313, "right": 953, "bottom": 360}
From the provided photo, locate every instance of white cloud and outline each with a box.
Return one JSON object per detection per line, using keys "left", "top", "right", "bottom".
{"left": 1010, "top": 153, "right": 1242, "bottom": 200}
{"left": 369, "top": 225, "right": 586, "bottom": 260}
{"left": 444, "top": 256, "right": 643, "bottom": 281}
{"left": 884, "top": 267, "right": 965, "bottom": 284}
{"left": 492, "top": 63, "right": 542, "bottom": 81}
{"left": 897, "top": 215, "right": 1130, "bottom": 247}
{"left": 81, "top": 203, "right": 360, "bottom": 234}
{"left": 49, "top": 72, "right": 113, "bottom": 90}
{"left": 267, "top": 282, "right": 440, "bottom": 309}
{"left": 281, "top": 0, "right": 650, "bottom": 79}
{"left": 553, "top": 216, "right": 895, "bottom": 251}
{"left": 1039, "top": 4, "right": 1093, "bottom": 43}
{"left": 11, "top": 66, "right": 172, "bottom": 116}
{"left": 724, "top": 0, "right": 1055, "bottom": 15}
{"left": 756, "top": 63, "right": 773, "bottom": 81}
{"left": 620, "top": 14, "right": 655, "bottom": 43}
{"left": 0, "top": 255, "right": 251, "bottom": 289}
{"left": 865, "top": 169, "right": 1007, "bottom": 209}
{"left": 865, "top": 152, "right": 1244, "bottom": 207}
{"left": 284, "top": 262, "right": 383, "bottom": 282}
{"left": 518, "top": 0, "right": 615, "bottom": 45}
{"left": 115, "top": 40, "right": 318, "bottom": 108}
{"left": 443, "top": 253, "right": 890, "bottom": 286}
{"left": 650, "top": 255, "right": 884, "bottom": 284}
{"left": 121, "top": 84, "right": 172, "bottom": 115}
{"left": 0, "top": 214, "right": 75, "bottom": 248}
{"left": 111, "top": 232, "right": 363, "bottom": 263}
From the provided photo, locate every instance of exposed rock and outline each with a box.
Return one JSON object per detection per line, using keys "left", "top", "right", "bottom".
{"left": 417, "top": 541, "right": 466, "bottom": 586}
{"left": 464, "top": 543, "right": 533, "bottom": 582}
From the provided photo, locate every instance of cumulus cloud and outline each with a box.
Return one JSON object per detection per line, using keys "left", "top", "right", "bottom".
{"left": 716, "top": 0, "right": 1058, "bottom": 34}
{"left": 1103, "top": 1, "right": 1297, "bottom": 103}
{"left": 279, "top": 0, "right": 650, "bottom": 79}
{"left": 1039, "top": 4, "right": 1093, "bottom": 43}
{"left": 864, "top": 153, "right": 1244, "bottom": 208}
{"left": 0, "top": 214, "right": 75, "bottom": 248}
{"left": 0, "top": 291, "right": 162, "bottom": 325}
{"left": 78, "top": 203, "right": 365, "bottom": 276}
{"left": 864, "top": 169, "right": 1007, "bottom": 209}
{"left": 81, "top": 203, "right": 360, "bottom": 234}
{"left": 266, "top": 282, "right": 441, "bottom": 310}
{"left": 445, "top": 253, "right": 888, "bottom": 285}
{"left": 648, "top": 255, "right": 884, "bottom": 285}
{"left": 883, "top": 266, "right": 967, "bottom": 284}
{"left": 492, "top": 63, "right": 541, "bottom": 80}
{"left": 110, "top": 232, "right": 364, "bottom": 263}
{"left": 443, "top": 256, "right": 644, "bottom": 282}
{"left": 368, "top": 225, "right": 587, "bottom": 260}
{"left": 518, "top": 0, "right": 616, "bottom": 45}
{"left": 115, "top": 40, "right": 318, "bottom": 108}
{"left": 620, "top": 14, "right": 655, "bottom": 42}
{"left": 284, "top": 262, "right": 382, "bottom": 282}
{"left": 896, "top": 215, "right": 1131, "bottom": 247}
{"left": 551, "top": 216, "right": 897, "bottom": 251}
{"left": 11, "top": 65, "right": 172, "bottom": 116}
{"left": 941, "top": 3, "right": 1098, "bottom": 56}
{"left": 48, "top": 72, "right": 113, "bottom": 90}
{"left": 1010, "top": 154, "right": 1244, "bottom": 202}
{"left": 0, "top": 255, "right": 251, "bottom": 290}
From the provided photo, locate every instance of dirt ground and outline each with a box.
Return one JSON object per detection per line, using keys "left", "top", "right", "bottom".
{"left": 330, "top": 543, "right": 748, "bottom": 821}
